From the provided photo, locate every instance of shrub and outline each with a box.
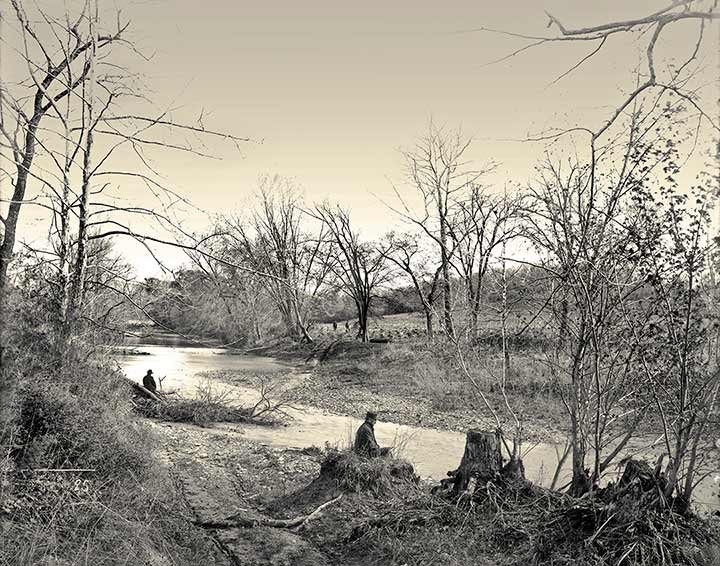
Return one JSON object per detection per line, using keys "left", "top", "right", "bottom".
{"left": 319, "top": 448, "right": 417, "bottom": 496}
{"left": 15, "top": 366, "right": 151, "bottom": 481}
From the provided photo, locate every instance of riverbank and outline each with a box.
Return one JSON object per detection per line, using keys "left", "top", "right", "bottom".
{"left": 150, "top": 418, "right": 720, "bottom": 566}
{"left": 0, "top": 345, "right": 229, "bottom": 566}
{"left": 221, "top": 337, "right": 567, "bottom": 444}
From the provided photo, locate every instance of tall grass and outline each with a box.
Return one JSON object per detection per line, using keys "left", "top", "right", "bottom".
{"left": 0, "top": 333, "right": 223, "bottom": 565}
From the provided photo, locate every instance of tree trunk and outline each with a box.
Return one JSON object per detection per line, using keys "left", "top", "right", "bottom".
{"left": 450, "top": 430, "right": 503, "bottom": 494}
{"left": 424, "top": 308, "right": 434, "bottom": 339}
{"left": 440, "top": 249, "right": 454, "bottom": 338}
{"left": 67, "top": 7, "right": 97, "bottom": 325}
{"left": 569, "top": 414, "right": 590, "bottom": 496}
{"left": 357, "top": 301, "right": 369, "bottom": 342}
{"left": 438, "top": 202, "right": 454, "bottom": 339}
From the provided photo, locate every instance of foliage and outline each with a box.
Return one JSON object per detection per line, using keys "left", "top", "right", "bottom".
{"left": 1, "top": 280, "right": 224, "bottom": 566}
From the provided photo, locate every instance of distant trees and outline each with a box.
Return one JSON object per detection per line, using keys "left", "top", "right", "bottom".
{"left": 221, "top": 176, "right": 334, "bottom": 343}
{"left": 381, "top": 232, "right": 443, "bottom": 338}
{"left": 450, "top": 184, "right": 524, "bottom": 338}
{"left": 313, "top": 203, "right": 392, "bottom": 342}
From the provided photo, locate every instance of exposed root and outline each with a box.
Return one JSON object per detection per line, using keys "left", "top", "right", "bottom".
{"left": 198, "top": 495, "right": 343, "bottom": 530}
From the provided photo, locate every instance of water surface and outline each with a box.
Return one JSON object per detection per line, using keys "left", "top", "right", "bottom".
{"left": 114, "top": 342, "right": 720, "bottom": 512}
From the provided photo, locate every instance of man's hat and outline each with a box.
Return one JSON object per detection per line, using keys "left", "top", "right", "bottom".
{"left": 365, "top": 411, "right": 377, "bottom": 420}
{"left": 146, "top": 369, "right": 153, "bottom": 374}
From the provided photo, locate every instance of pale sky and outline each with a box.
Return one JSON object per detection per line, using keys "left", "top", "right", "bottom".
{"left": 2, "top": 1, "right": 718, "bottom": 277}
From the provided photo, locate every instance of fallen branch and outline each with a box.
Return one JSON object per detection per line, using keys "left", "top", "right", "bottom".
{"left": 197, "top": 494, "right": 343, "bottom": 530}
{"left": 122, "top": 376, "right": 163, "bottom": 403}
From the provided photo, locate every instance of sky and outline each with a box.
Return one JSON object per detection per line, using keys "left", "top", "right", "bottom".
{"left": 2, "top": 0, "right": 719, "bottom": 277}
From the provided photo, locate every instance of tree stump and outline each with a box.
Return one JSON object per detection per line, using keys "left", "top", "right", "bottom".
{"left": 451, "top": 430, "right": 503, "bottom": 495}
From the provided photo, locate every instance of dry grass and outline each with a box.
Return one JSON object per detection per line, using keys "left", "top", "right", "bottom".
{"left": 312, "top": 337, "right": 564, "bottom": 432}
{"left": 339, "top": 474, "right": 720, "bottom": 566}
{"left": 319, "top": 448, "right": 418, "bottom": 496}
{"left": 1, "top": 350, "right": 227, "bottom": 566}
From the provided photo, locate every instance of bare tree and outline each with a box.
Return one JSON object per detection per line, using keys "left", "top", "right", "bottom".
{"left": 381, "top": 231, "right": 443, "bottom": 338}
{"left": 391, "top": 122, "right": 495, "bottom": 339}
{"left": 624, "top": 138, "right": 719, "bottom": 510}
{"left": 0, "top": 0, "right": 128, "bottom": 363}
{"left": 0, "top": 0, "right": 252, "bottom": 362}
{"left": 221, "top": 176, "right": 334, "bottom": 343}
{"left": 313, "top": 203, "right": 391, "bottom": 343}
{"left": 449, "top": 184, "right": 524, "bottom": 338}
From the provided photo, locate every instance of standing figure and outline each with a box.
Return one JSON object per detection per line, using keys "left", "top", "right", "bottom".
{"left": 142, "top": 369, "right": 157, "bottom": 393}
{"left": 332, "top": 321, "right": 338, "bottom": 331}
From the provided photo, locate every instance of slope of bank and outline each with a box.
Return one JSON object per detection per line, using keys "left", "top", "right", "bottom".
{"left": 0, "top": 345, "right": 230, "bottom": 566}
{"left": 227, "top": 337, "right": 566, "bottom": 444}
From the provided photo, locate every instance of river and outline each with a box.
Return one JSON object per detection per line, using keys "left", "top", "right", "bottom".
{"left": 115, "top": 341, "right": 720, "bottom": 512}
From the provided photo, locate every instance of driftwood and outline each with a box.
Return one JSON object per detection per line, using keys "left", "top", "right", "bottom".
{"left": 197, "top": 494, "right": 343, "bottom": 530}
{"left": 123, "top": 376, "right": 163, "bottom": 403}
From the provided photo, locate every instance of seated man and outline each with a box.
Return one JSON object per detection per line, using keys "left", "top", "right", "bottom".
{"left": 142, "top": 369, "right": 158, "bottom": 393}
{"left": 354, "top": 411, "right": 391, "bottom": 457}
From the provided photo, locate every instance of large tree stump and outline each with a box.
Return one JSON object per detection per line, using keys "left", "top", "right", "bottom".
{"left": 451, "top": 430, "right": 503, "bottom": 495}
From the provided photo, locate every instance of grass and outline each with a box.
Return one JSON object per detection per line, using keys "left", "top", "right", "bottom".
{"left": 319, "top": 448, "right": 418, "bottom": 496}
{"left": 305, "top": 336, "right": 565, "bottom": 437}
{"left": 302, "top": 456, "right": 720, "bottom": 566}
{"left": 1, "top": 343, "right": 228, "bottom": 566}
{"left": 1, "top": 464, "right": 227, "bottom": 566}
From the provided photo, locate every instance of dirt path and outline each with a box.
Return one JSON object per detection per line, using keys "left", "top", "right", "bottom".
{"left": 148, "top": 421, "right": 334, "bottom": 566}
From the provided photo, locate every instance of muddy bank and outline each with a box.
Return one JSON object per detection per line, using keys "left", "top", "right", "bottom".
{"left": 216, "top": 367, "right": 566, "bottom": 445}
{"left": 149, "top": 421, "right": 336, "bottom": 565}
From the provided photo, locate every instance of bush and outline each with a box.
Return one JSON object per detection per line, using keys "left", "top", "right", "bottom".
{"left": 319, "top": 448, "right": 417, "bottom": 496}
{"left": 15, "top": 366, "right": 151, "bottom": 481}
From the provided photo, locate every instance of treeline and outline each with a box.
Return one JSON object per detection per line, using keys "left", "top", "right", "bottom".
{"left": 121, "top": 113, "right": 720, "bottom": 507}
{"left": 0, "top": 0, "right": 718, "bottom": 538}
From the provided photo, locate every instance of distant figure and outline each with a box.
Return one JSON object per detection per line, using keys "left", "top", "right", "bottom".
{"left": 332, "top": 321, "right": 338, "bottom": 331}
{"left": 344, "top": 321, "right": 350, "bottom": 332}
{"left": 142, "top": 369, "right": 157, "bottom": 393}
{"left": 354, "top": 411, "right": 391, "bottom": 458}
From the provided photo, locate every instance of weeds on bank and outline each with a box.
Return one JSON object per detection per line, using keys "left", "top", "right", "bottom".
{"left": 1, "top": 344, "right": 224, "bottom": 566}
{"left": 320, "top": 448, "right": 417, "bottom": 496}
{"left": 1, "top": 466, "right": 225, "bottom": 566}
{"left": 134, "top": 376, "right": 294, "bottom": 426}
{"left": 342, "top": 472, "right": 720, "bottom": 566}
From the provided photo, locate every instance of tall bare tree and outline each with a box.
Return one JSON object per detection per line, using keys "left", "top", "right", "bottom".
{"left": 0, "top": 0, "right": 127, "bottom": 363}
{"left": 313, "top": 203, "right": 391, "bottom": 343}
{"left": 221, "top": 176, "right": 334, "bottom": 342}
{"left": 392, "top": 122, "right": 495, "bottom": 339}
{"left": 0, "top": 0, "right": 251, "bottom": 362}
